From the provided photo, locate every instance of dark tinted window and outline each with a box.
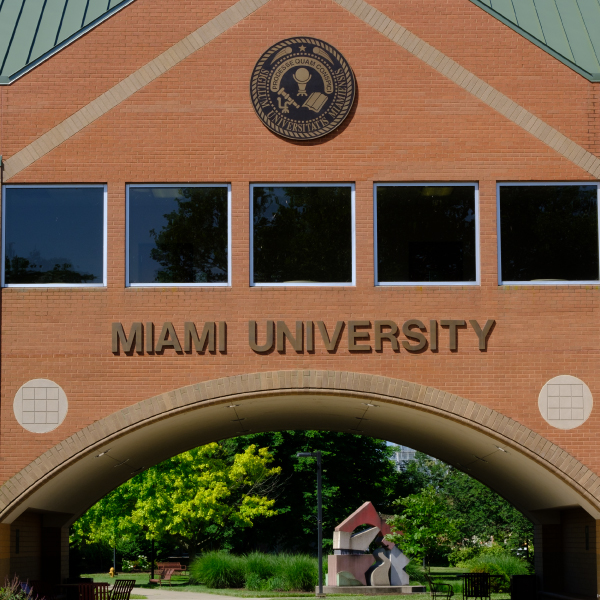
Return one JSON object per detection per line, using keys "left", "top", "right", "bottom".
{"left": 499, "top": 185, "right": 599, "bottom": 282}
{"left": 4, "top": 186, "right": 104, "bottom": 285}
{"left": 128, "top": 186, "right": 228, "bottom": 285}
{"left": 376, "top": 185, "right": 477, "bottom": 283}
{"left": 252, "top": 186, "right": 353, "bottom": 284}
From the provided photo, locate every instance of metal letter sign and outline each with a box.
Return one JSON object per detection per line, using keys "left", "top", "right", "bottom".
{"left": 250, "top": 38, "right": 356, "bottom": 141}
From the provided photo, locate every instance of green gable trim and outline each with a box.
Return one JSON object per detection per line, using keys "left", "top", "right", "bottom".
{"left": 0, "top": 0, "right": 136, "bottom": 85}
{"left": 468, "top": 0, "right": 600, "bottom": 82}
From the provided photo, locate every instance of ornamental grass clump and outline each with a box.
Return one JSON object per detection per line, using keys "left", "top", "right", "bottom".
{"left": 461, "top": 550, "right": 530, "bottom": 592}
{"left": 191, "top": 551, "right": 318, "bottom": 591}
{"left": 189, "top": 551, "right": 246, "bottom": 588}
{"left": 245, "top": 552, "right": 278, "bottom": 581}
{"left": 276, "top": 553, "right": 318, "bottom": 591}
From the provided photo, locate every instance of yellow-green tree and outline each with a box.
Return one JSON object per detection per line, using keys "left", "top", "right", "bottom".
{"left": 71, "top": 443, "right": 281, "bottom": 558}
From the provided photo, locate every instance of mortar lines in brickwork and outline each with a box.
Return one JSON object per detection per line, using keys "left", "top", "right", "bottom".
{"left": 2, "top": 0, "right": 600, "bottom": 180}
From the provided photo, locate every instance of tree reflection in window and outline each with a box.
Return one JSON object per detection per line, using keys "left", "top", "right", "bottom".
{"left": 128, "top": 186, "right": 228, "bottom": 284}
{"left": 499, "top": 185, "right": 599, "bottom": 282}
{"left": 253, "top": 186, "right": 352, "bottom": 284}
{"left": 377, "top": 185, "right": 477, "bottom": 283}
{"left": 3, "top": 186, "right": 104, "bottom": 285}
{"left": 5, "top": 249, "right": 95, "bottom": 284}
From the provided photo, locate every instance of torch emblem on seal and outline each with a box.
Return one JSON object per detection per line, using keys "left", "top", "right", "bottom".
{"left": 250, "top": 37, "right": 356, "bottom": 141}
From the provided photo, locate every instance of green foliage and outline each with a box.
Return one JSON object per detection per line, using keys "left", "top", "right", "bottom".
{"left": 399, "top": 452, "right": 533, "bottom": 559}
{"left": 121, "top": 554, "right": 151, "bottom": 572}
{"left": 460, "top": 548, "right": 531, "bottom": 592}
{"left": 404, "top": 561, "right": 426, "bottom": 585}
{"left": 224, "top": 431, "right": 404, "bottom": 552}
{"left": 0, "top": 578, "right": 35, "bottom": 600}
{"left": 190, "top": 552, "right": 318, "bottom": 592}
{"left": 71, "top": 443, "right": 281, "bottom": 558}
{"left": 275, "top": 554, "right": 318, "bottom": 591}
{"left": 386, "top": 485, "right": 462, "bottom": 565}
{"left": 245, "top": 552, "right": 277, "bottom": 580}
{"left": 190, "top": 552, "right": 246, "bottom": 588}
{"left": 447, "top": 546, "right": 480, "bottom": 566}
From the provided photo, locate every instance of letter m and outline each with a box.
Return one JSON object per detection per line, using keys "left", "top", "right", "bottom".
{"left": 112, "top": 322, "right": 143, "bottom": 353}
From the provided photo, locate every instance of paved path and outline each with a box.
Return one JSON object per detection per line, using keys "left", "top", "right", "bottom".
{"left": 132, "top": 588, "right": 263, "bottom": 600}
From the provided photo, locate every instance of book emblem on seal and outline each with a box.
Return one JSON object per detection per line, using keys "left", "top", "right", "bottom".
{"left": 250, "top": 38, "right": 356, "bottom": 140}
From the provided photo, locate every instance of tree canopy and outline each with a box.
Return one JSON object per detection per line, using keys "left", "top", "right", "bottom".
{"left": 223, "top": 431, "right": 406, "bottom": 552}
{"left": 394, "top": 452, "right": 533, "bottom": 557}
{"left": 71, "top": 443, "right": 280, "bottom": 559}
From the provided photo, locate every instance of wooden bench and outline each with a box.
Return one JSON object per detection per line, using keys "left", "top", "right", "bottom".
{"left": 109, "top": 580, "right": 136, "bottom": 600}
{"left": 150, "top": 568, "right": 176, "bottom": 587}
{"left": 157, "top": 562, "right": 187, "bottom": 574}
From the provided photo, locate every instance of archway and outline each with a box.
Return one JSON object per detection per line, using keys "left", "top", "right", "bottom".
{"left": 2, "top": 370, "right": 599, "bottom": 595}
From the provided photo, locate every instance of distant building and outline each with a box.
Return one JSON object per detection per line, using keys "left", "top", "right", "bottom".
{"left": 392, "top": 446, "right": 417, "bottom": 470}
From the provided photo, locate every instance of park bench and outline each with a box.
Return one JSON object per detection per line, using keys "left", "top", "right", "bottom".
{"left": 108, "top": 580, "right": 136, "bottom": 600}
{"left": 150, "top": 568, "right": 176, "bottom": 587}
{"left": 157, "top": 562, "right": 187, "bottom": 574}
{"left": 423, "top": 571, "right": 454, "bottom": 599}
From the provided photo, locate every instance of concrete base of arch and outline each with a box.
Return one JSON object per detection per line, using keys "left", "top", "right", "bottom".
{"left": 1, "top": 370, "right": 600, "bottom": 595}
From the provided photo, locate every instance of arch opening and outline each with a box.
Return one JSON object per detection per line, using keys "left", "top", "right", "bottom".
{"left": 1, "top": 370, "right": 599, "bottom": 595}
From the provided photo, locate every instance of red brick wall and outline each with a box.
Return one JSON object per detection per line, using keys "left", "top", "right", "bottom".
{"left": 1, "top": 0, "right": 599, "bottom": 489}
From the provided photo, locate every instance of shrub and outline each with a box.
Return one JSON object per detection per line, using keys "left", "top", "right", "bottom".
{"left": 191, "top": 551, "right": 318, "bottom": 591}
{"left": 0, "top": 577, "right": 36, "bottom": 600}
{"left": 190, "top": 551, "right": 246, "bottom": 588}
{"left": 462, "top": 552, "right": 530, "bottom": 592}
{"left": 244, "top": 573, "right": 266, "bottom": 591}
{"left": 276, "top": 554, "right": 318, "bottom": 591}
{"left": 447, "top": 546, "right": 480, "bottom": 566}
{"left": 245, "top": 552, "right": 277, "bottom": 581}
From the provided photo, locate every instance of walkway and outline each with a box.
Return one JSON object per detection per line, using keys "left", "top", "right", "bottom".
{"left": 132, "top": 588, "right": 263, "bottom": 600}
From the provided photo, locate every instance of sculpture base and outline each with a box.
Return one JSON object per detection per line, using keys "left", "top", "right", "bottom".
{"left": 316, "top": 586, "right": 426, "bottom": 595}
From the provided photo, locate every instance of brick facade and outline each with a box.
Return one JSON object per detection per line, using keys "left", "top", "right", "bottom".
{"left": 1, "top": 0, "right": 599, "bottom": 591}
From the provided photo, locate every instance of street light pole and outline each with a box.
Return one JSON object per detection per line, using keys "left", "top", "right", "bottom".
{"left": 297, "top": 451, "right": 324, "bottom": 597}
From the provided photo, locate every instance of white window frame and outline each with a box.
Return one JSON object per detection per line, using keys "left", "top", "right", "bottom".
{"left": 126, "top": 183, "right": 231, "bottom": 288}
{"left": 250, "top": 183, "right": 356, "bottom": 287}
{"left": 1, "top": 184, "right": 107, "bottom": 288}
{"left": 374, "top": 183, "right": 480, "bottom": 287}
{"left": 497, "top": 182, "right": 600, "bottom": 286}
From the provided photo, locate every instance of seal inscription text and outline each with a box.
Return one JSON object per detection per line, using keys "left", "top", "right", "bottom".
{"left": 250, "top": 38, "right": 356, "bottom": 140}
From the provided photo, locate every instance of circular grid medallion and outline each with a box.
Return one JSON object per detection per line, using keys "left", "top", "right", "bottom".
{"left": 538, "top": 375, "right": 592, "bottom": 430}
{"left": 250, "top": 37, "right": 356, "bottom": 140}
{"left": 13, "top": 379, "right": 68, "bottom": 433}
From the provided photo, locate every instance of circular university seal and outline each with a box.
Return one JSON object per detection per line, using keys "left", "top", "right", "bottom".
{"left": 250, "top": 37, "right": 356, "bottom": 141}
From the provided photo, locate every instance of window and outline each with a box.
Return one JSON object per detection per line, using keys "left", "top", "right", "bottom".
{"left": 498, "top": 183, "right": 600, "bottom": 284}
{"left": 375, "top": 184, "right": 478, "bottom": 285}
{"left": 2, "top": 185, "right": 106, "bottom": 287}
{"left": 251, "top": 184, "right": 355, "bottom": 286}
{"left": 127, "top": 185, "right": 230, "bottom": 286}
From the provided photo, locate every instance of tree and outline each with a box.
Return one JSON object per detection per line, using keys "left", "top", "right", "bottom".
{"left": 398, "top": 452, "right": 533, "bottom": 554}
{"left": 385, "top": 485, "right": 462, "bottom": 568}
{"left": 223, "top": 431, "right": 406, "bottom": 553}
{"left": 71, "top": 443, "right": 281, "bottom": 559}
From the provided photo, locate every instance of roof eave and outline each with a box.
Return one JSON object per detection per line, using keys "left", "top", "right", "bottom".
{"left": 468, "top": 0, "right": 600, "bottom": 83}
{"left": 0, "top": 0, "right": 137, "bottom": 85}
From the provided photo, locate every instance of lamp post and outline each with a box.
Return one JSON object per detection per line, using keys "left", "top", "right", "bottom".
{"left": 296, "top": 451, "right": 324, "bottom": 597}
